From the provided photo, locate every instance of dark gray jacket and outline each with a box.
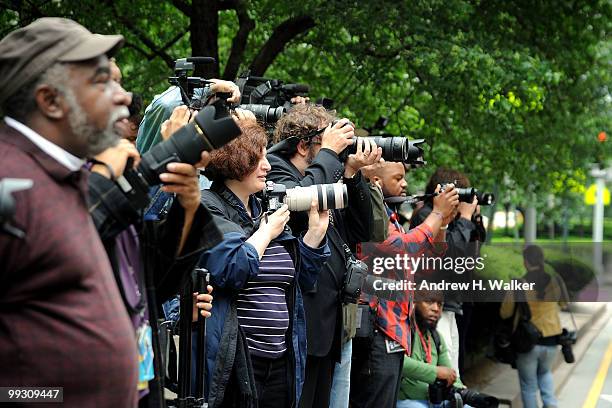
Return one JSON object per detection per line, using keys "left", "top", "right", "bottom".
{"left": 267, "top": 147, "right": 373, "bottom": 360}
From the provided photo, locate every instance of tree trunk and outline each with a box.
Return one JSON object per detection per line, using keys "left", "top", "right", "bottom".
{"left": 191, "top": 0, "right": 220, "bottom": 78}
{"left": 524, "top": 204, "right": 537, "bottom": 243}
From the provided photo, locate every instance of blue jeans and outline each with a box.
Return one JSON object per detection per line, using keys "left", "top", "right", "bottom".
{"left": 516, "top": 345, "right": 558, "bottom": 408}
{"left": 329, "top": 339, "right": 352, "bottom": 408}
{"left": 397, "top": 400, "right": 472, "bottom": 408}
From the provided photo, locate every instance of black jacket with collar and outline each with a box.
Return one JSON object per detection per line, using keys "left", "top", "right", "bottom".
{"left": 267, "top": 147, "right": 373, "bottom": 359}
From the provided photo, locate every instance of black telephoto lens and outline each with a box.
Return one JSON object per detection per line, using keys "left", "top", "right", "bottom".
{"left": 477, "top": 192, "right": 495, "bottom": 206}
{"left": 407, "top": 139, "right": 426, "bottom": 167}
{"left": 135, "top": 105, "right": 241, "bottom": 186}
{"left": 368, "top": 136, "right": 407, "bottom": 162}
{"left": 343, "top": 136, "right": 411, "bottom": 163}
{"left": 561, "top": 344, "right": 575, "bottom": 364}
{"left": 454, "top": 188, "right": 496, "bottom": 206}
{"left": 239, "top": 104, "right": 286, "bottom": 123}
{"left": 456, "top": 187, "right": 476, "bottom": 202}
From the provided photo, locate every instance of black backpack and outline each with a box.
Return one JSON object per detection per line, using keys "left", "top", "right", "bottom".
{"left": 510, "top": 290, "right": 541, "bottom": 353}
{"left": 493, "top": 287, "right": 541, "bottom": 366}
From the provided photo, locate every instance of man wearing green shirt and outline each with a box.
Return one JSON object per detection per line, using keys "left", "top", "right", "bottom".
{"left": 397, "top": 292, "right": 470, "bottom": 408}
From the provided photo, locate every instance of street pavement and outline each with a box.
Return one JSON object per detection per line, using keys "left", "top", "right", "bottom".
{"left": 558, "top": 306, "right": 612, "bottom": 408}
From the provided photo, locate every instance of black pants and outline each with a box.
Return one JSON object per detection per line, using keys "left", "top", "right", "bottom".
{"left": 456, "top": 302, "right": 473, "bottom": 379}
{"left": 350, "top": 330, "right": 404, "bottom": 408}
{"left": 251, "top": 355, "right": 288, "bottom": 408}
{"left": 299, "top": 354, "right": 335, "bottom": 408}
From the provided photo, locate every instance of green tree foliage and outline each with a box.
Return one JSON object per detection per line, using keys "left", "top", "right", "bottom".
{"left": 1, "top": 0, "right": 610, "bottom": 201}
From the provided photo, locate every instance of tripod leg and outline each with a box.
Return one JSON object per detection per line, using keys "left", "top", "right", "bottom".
{"left": 194, "top": 269, "right": 209, "bottom": 400}
{"left": 177, "top": 275, "right": 194, "bottom": 401}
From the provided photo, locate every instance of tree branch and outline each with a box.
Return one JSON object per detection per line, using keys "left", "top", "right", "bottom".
{"left": 249, "top": 15, "right": 315, "bottom": 76}
{"left": 218, "top": 0, "right": 238, "bottom": 11}
{"left": 103, "top": 0, "right": 175, "bottom": 68}
{"left": 160, "top": 29, "right": 189, "bottom": 53}
{"left": 222, "top": 0, "right": 254, "bottom": 80}
{"left": 362, "top": 40, "right": 413, "bottom": 59}
{"left": 171, "top": 0, "right": 191, "bottom": 16}
{"left": 124, "top": 41, "right": 153, "bottom": 59}
{"left": 190, "top": 0, "right": 220, "bottom": 77}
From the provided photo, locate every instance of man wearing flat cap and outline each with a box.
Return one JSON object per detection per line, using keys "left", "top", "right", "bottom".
{"left": 0, "top": 18, "right": 138, "bottom": 406}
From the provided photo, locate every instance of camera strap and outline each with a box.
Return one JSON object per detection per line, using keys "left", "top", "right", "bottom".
{"left": 411, "top": 322, "right": 441, "bottom": 363}
{"left": 556, "top": 275, "right": 578, "bottom": 332}
{"left": 341, "top": 242, "right": 355, "bottom": 263}
{"left": 324, "top": 224, "right": 352, "bottom": 291}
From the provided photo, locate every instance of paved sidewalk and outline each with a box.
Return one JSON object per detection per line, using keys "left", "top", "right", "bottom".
{"left": 463, "top": 302, "right": 609, "bottom": 407}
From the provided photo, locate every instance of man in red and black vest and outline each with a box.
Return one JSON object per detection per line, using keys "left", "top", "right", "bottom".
{"left": 350, "top": 161, "right": 458, "bottom": 408}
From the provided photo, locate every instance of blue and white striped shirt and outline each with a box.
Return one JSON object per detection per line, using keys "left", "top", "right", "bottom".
{"left": 237, "top": 244, "right": 295, "bottom": 358}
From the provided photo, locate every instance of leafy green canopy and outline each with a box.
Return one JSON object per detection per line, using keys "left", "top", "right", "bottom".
{"left": 1, "top": 0, "right": 610, "bottom": 203}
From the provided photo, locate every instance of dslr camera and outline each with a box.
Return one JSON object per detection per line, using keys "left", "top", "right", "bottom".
{"left": 557, "top": 328, "right": 577, "bottom": 364}
{"left": 440, "top": 183, "right": 495, "bottom": 206}
{"left": 118, "top": 60, "right": 242, "bottom": 209}
{"left": 235, "top": 72, "right": 309, "bottom": 124}
{"left": 261, "top": 181, "right": 347, "bottom": 213}
{"left": 260, "top": 181, "right": 367, "bottom": 303}
{"left": 331, "top": 121, "right": 426, "bottom": 168}
{"left": 429, "top": 379, "right": 499, "bottom": 408}
{"left": 168, "top": 57, "right": 218, "bottom": 109}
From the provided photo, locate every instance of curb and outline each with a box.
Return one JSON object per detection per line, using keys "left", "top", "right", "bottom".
{"left": 511, "top": 303, "right": 608, "bottom": 407}
{"left": 464, "top": 303, "right": 609, "bottom": 407}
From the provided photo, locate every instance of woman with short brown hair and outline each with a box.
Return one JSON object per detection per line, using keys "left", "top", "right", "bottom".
{"left": 199, "top": 112, "right": 331, "bottom": 407}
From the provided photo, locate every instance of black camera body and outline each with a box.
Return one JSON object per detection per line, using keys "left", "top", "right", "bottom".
{"left": 118, "top": 104, "right": 241, "bottom": 210}
{"left": 168, "top": 57, "right": 217, "bottom": 108}
{"left": 261, "top": 181, "right": 348, "bottom": 213}
{"left": 235, "top": 72, "right": 309, "bottom": 124}
{"left": 342, "top": 257, "right": 368, "bottom": 304}
{"left": 440, "top": 183, "right": 495, "bottom": 206}
{"left": 429, "top": 379, "right": 499, "bottom": 408}
{"left": 558, "top": 328, "right": 577, "bottom": 364}
{"left": 429, "top": 379, "right": 465, "bottom": 406}
{"left": 236, "top": 72, "right": 309, "bottom": 108}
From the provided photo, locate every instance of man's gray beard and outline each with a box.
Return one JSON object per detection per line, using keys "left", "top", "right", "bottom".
{"left": 63, "top": 88, "right": 126, "bottom": 156}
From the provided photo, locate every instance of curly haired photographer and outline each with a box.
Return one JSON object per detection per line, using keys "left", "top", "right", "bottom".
{"left": 267, "top": 103, "right": 380, "bottom": 408}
